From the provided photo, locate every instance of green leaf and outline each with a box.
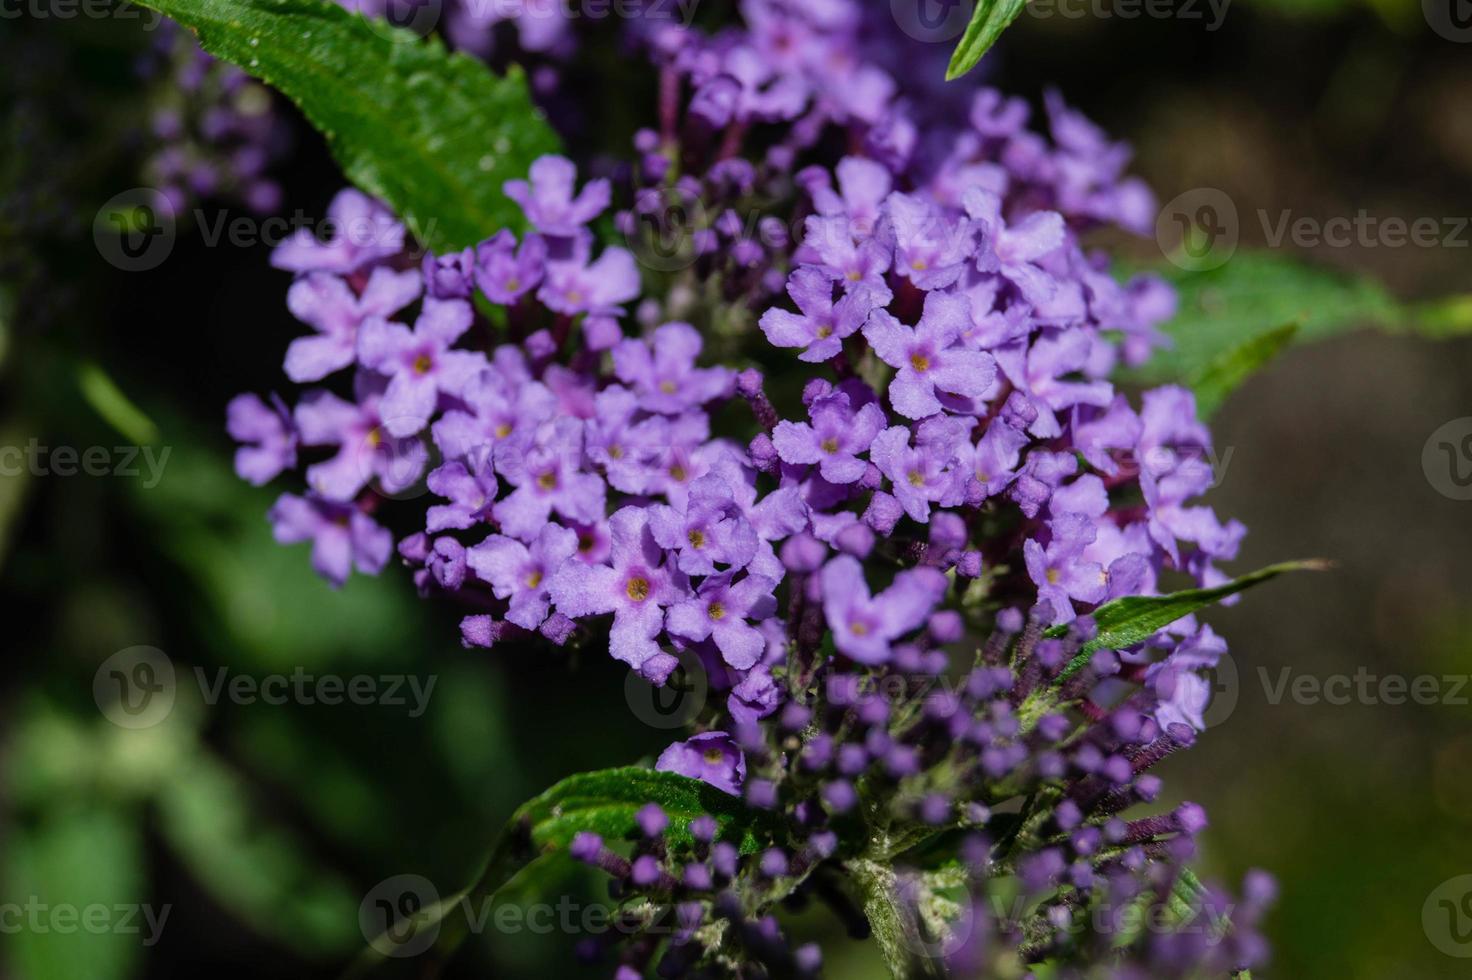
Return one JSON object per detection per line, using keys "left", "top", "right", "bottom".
{"left": 155, "top": 745, "right": 361, "bottom": 957}
{"left": 352, "top": 767, "right": 774, "bottom": 968}
{"left": 946, "top": 0, "right": 1029, "bottom": 81}
{"left": 133, "top": 0, "right": 559, "bottom": 249}
{"left": 77, "top": 362, "right": 159, "bottom": 445}
{"left": 1052, "top": 559, "right": 1330, "bottom": 681}
{"left": 2, "top": 806, "right": 147, "bottom": 980}
{"left": 1188, "top": 321, "right": 1298, "bottom": 419}
{"left": 1131, "top": 253, "right": 1472, "bottom": 397}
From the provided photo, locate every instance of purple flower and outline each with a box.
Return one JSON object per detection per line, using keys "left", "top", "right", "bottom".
{"left": 538, "top": 239, "right": 641, "bottom": 316}
{"left": 547, "top": 506, "right": 687, "bottom": 670}
{"left": 612, "top": 323, "right": 734, "bottom": 414}
{"left": 666, "top": 573, "right": 778, "bottom": 670}
{"left": 504, "top": 155, "right": 611, "bottom": 236}
{"left": 474, "top": 230, "right": 547, "bottom": 305}
{"left": 655, "top": 731, "right": 746, "bottom": 796}
{"left": 649, "top": 474, "right": 759, "bottom": 576}
{"left": 771, "top": 392, "right": 885, "bottom": 484}
{"left": 491, "top": 417, "right": 605, "bottom": 540}
{"left": 863, "top": 293, "right": 996, "bottom": 419}
{"left": 227, "top": 393, "right": 296, "bottom": 485}
{"left": 807, "top": 156, "right": 892, "bottom": 237}
{"left": 294, "top": 378, "right": 428, "bottom": 500}
{"left": 759, "top": 268, "right": 886, "bottom": 363}
{"left": 282, "top": 268, "right": 422, "bottom": 382}
{"left": 425, "top": 461, "right": 499, "bottom": 532}
{"left": 1024, "top": 513, "right": 1108, "bottom": 624}
{"left": 467, "top": 524, "right": 579, "bottom": 630}
{"left": 964, "top": 189, "right": 1065, "bottom": 306}
{"left": 271, "top": 189, "right": 406, "bottom": 275}
{"left": 357, "top": 298, "right": 484, "bottom": 436}
{"left": 799, "top": 215, "right": 892, "bottom": 291}
{"left": 820, "top": 555, "right": 948, "bottom": 664}
{"left": 585, "top": 386, "right": 672, "bottom": 494}
{"left": 267, "top": 493, "right": 392, "bottom": 588}
{"left": 431, "top": 351, "right": 556, "bottom": 466}
{"left": 878, "top": 192, "right": 973, "bottom": 291}
{"left": 869, "top": 417, "right": 972, "bottom": 523}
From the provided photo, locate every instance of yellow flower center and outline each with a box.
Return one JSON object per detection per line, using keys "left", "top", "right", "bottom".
{"left": 708, "top": 601, "right": 726, "bottom": 621}
{"left": 412, "top": 354, "right": 433, "bottom": 375}
{"left": 909, "top": 352, "right": 930, "bottom": 372}
{"left": 820, "top": 438, "right": 839, "bottom": 454}
{"left": 626, "top": 577, "right": 651, "bottom": 601}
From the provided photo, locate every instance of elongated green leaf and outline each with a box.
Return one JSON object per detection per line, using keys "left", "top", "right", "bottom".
{"left": 135, "top": 0, "right": 559, "bottom": 249}
{"left": 1188, "top": 321, "right": 1298, "bottom": 418}
{"left": 1052, "top": 559, "right": 1329, "bottom": 680}
{"left": 1131, "top": 253, "right": 1472, "bottom": 393}
{"left": 946, "top": 0, "right": 1029, "bottom": 81}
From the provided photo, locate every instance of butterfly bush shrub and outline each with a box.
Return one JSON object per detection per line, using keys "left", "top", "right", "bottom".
{"left": 229, "top": 1, "right": 1273, "bottom": 975}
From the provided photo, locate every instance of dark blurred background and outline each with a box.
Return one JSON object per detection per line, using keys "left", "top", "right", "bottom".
{"left": 2, "top": 0, "right": 1470, "bottom": 977}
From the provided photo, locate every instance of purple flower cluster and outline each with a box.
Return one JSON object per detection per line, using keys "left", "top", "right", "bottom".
{"left": 137, "top": 23, "right": 287, "bottom": 215}
{"left": 573, "top": 615, "right": 1274, "bottom": 979}
{"left": 230, "top": 1, "right": 1269, "bottom": 975}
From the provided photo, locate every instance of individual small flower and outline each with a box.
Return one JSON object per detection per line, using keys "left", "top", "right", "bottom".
{"left": 869, "top": 417, "right": 972, "bottom": 523}
{"left": 430, "top": 351, "right": 556, "bottom": 465}
{"left": 806, "top": 156, "right": 892, "bottom": 237}
{"left": 612, "top": 322, "right": 735, "bottom": 414}
{"left": 878, "top": 192, "right": 973, "bottom": 291}
{"left": 537, "top": 239, "right": 641, "bottom": 316}
{"left": 1024, "top": 513, "right": 1108, "bottom": 624}
{"left": 356, "top": 298, "right": 484, "bottom": 436}
{"left": 798, "top": 215, "right": 892, "bottom": 291}
{"left": 271, "top": 188, "right": 406, "bottom": 275}
{"left": 771, "top": 392, "right": 885, "bottom": 484}
{"left": 504, "top": 155, "right": 611, "bottom": 236}
{"left": 759, "top": 268, "right": 886, "bottom": 363}
{"left": 227, "top": 392, "right": 296, "bottom": 485}
{"left": 963, "top": 188, "right": 1065, "bottom": 305}
{"left": 585, "top": 385, "right": 671, "bottom": 494}
{"left": 666, "top": 572, "right": 779, "bottom": 670}
{"left": 267, "top": 492, "right": 392, "bottom": 588}
{"left": 655, "top": 731, "right": 746, "bottom": 796}
{"left": 820, "top": 555, "right": 948, "bottom": 664}
{"left": 467, "top": 524, "right": 580, "bottom": 630}
{"left": 474, "top": 229, "right": 547, "bottom": 304}
{"left": 425, "top": 461, "right": 499, "bottom": 531}
{"left": 491, "top": 417, "right": 606, "bottom": 539}
{"left": 293, "top": 379, "right": 428, "bottom": 500}
{"left": 648, "top": 474, "right": 758, "bottom": 576}
{"left": 282, "top": 268, "right": 422, "bottom": 383}
{"left": 547, "top": 506, "right": 686, "bottom": 670}
{"left": 863, "top": 293, "right": 996, "bottom": 419}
